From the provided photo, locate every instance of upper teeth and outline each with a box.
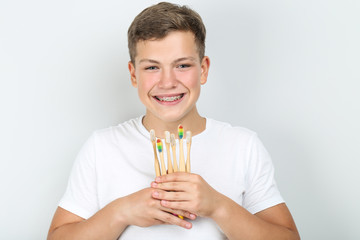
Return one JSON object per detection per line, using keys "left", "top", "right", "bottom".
{"left": 157, "top": 95, "right": 182, "bottom": 102}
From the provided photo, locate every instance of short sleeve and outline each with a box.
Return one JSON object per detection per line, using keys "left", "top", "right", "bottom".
{"left": 243, "top": 134, "right": 284, "bottom": 214}
{"left": 58, "top": 133, "right": 99, "bottom": 219}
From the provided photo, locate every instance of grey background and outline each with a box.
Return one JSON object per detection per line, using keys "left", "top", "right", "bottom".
{"left": 1, "top": 0, "right": 359, "bottom": 239}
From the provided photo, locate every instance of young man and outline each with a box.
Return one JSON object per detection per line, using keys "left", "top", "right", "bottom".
{"left": 48, "top": 2, "right": 300, "bottom": 240}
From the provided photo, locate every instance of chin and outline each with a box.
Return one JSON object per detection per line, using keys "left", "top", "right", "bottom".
{"left": 157, "top": 114, "right": 185, "bottom": 124}
{"left": 154, "top": 109, "right": 189, "bottom": 124}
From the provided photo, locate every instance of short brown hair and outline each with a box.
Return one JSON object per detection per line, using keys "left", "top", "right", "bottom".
{"left": 127, "top": 2, "right": 206, "bottom": 64}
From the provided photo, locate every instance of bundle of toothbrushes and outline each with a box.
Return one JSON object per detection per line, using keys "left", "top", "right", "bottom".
{"left": 150, "top": 125, "right": 192, "bottom": 177}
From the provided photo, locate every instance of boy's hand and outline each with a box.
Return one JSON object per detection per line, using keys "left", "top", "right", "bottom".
{"left": 151, "top": 173, "right": 223, "bottom": 218}
{"left": 120, "top": 187, "right": 195, "bottom": 229}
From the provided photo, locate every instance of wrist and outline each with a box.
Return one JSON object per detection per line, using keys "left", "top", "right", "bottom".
{"left": 209, "top": 196, "right": 227, "bottom": 221}
{"left": 108, "top": 197, "right": 130, "bottom": 229}
{"left": 207, "top": 190, "right": 229, "bottom": 220}
{"left": 209, "top": 194, "right": 242, "bottom": 224}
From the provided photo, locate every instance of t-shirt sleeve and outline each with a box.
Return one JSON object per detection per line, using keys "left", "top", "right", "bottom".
{"left": 58, "top": 133, "right": 99, "bottom": 219}
{"left": 243, "top": 134, "right": 284, "bottom": 214}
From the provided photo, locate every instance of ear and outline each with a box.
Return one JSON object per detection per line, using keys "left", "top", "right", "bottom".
{"left": 128, "top": 61, "right": 138, "bottom": 88}
{"left": 200, "top": 56, "right": 210, "bottom": 85}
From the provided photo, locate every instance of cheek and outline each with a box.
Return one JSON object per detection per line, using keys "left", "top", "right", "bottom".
{"left": 137, "top": 73, "right": 158, "bottom": 93}
{"left": 176, "top": 70, "right": 201, "bottom": 87}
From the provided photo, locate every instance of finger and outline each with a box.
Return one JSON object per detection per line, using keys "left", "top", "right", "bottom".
{"left": 151, "top": 181, "right": 185, "bottom": 192}
{"left": 156, "top": 210, "right": 192, "bottom": 229}
{"left": 151, "top": 219, "right": 165, "bottom": 225}
{"left": 152, "top": 189, "right": 192, "bottom": 201}
{"left": 155, "top": 172, "right": 194, "bottom": 183}
{"left": 149, "top": 195, "right": 196, "bottom": 221}
{"left": 160, "top": 200, "right": 189, "bottom": 212}
{"left": 161, "top": 207, "right": 197, "bottom": 220}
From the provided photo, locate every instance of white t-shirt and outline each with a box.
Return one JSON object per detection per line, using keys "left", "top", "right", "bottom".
{"left": 59, "top": 117, "right": 284, "bottom": 239}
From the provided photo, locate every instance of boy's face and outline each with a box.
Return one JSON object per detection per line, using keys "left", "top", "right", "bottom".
{"left": 128, "top": 31, "right": 210, "bottom": 124}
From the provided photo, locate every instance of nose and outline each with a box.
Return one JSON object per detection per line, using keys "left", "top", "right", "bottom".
{"left": 158, "top": 68, "right": 177, "bottom": 89}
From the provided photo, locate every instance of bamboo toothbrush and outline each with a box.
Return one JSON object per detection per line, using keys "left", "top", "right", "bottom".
{"left": 157, "top": 139, "right": 167, "bottom": 175}
{"left": 185, "top": 131, "right": 192, "bottom": 173}
{"left": 165, "top": 131, "right": 173, "bottom": 174}
{"left": 178, "top": 125, "right": 186, "bottom": 172}
{"left": 170, "top": 134, "right": 178, "bottom": 172}
{"left": 170, "top": 133, "right": 183, "bottom": 220}
{"left": 176, "top": 129, "right": 185, "bottom": 220}
{"left": 150, "top": 130, "right": 161, "bottom": 177}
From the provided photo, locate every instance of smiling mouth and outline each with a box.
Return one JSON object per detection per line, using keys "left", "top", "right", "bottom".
{"left": 154, "top": 93, "right": 185, "bottom": 102}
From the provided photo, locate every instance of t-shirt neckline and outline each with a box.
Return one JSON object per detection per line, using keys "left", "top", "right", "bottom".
{"left": 136, "top": 115, "right": 211, "bottom": 142}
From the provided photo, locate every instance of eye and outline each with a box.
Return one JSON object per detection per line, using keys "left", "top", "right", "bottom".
{"left": 145, "top": 66, "right": 158, "bottom": 70}
{"left": 177, "top": 64, "right": 191, "bottom": 69}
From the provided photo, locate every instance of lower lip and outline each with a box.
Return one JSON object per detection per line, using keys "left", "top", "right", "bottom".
{"left": 153, "top": 95, "right": 185, "bottom": 105}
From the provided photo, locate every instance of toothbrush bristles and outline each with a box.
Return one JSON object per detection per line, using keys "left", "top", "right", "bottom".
{"left": 178, "top": 125, "right": 184, "bottom": 139}
{"left": 150, "top": 129, "right": 156, "bottom": 141}
{"left": 170, "top": 134, "right": 176, "bottom": 146}
{"left": 165, "top": 131, "right": 170, "bottom": 143}
{"left": 157, "top": 139, "right": 163, "bottom": 152}
{"left": 186, "top": 131, "right": 192, "bottom": 143}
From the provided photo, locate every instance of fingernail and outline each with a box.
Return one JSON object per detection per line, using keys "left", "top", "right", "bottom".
{"left": 190, "top": 214, "right": 196, "bottom": 219}
{"left": 186, "top": 223, "right": 191, "bottom": 229}
{"left": 155, "top": 177, "right": 161, "bottom": 182}
{"left": 151, "top": 182, "right": 157, "bottom": 187}
{"left": 153, "top": 191, "right": 159, "bottom": 197}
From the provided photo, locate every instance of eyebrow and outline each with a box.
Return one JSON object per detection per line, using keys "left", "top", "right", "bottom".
{"left": 138, "top": 59, "right": 160, "bottom": 64}
{"left": 138, "top": 57, "right": 197, "bottom": 65}
{"left": 174, "top": 57, "right": 197, "bottom": 63}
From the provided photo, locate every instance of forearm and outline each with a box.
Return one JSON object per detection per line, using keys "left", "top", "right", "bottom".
{"left": 211, "top": 196, "right": 299, "bottom": 240}
{"left": 48, "top": 198, "right": 128, "bottom": 240}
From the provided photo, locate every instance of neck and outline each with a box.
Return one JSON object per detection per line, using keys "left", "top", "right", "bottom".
{"left": 142, "top": 107, "right": 206, "bottom": 139}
